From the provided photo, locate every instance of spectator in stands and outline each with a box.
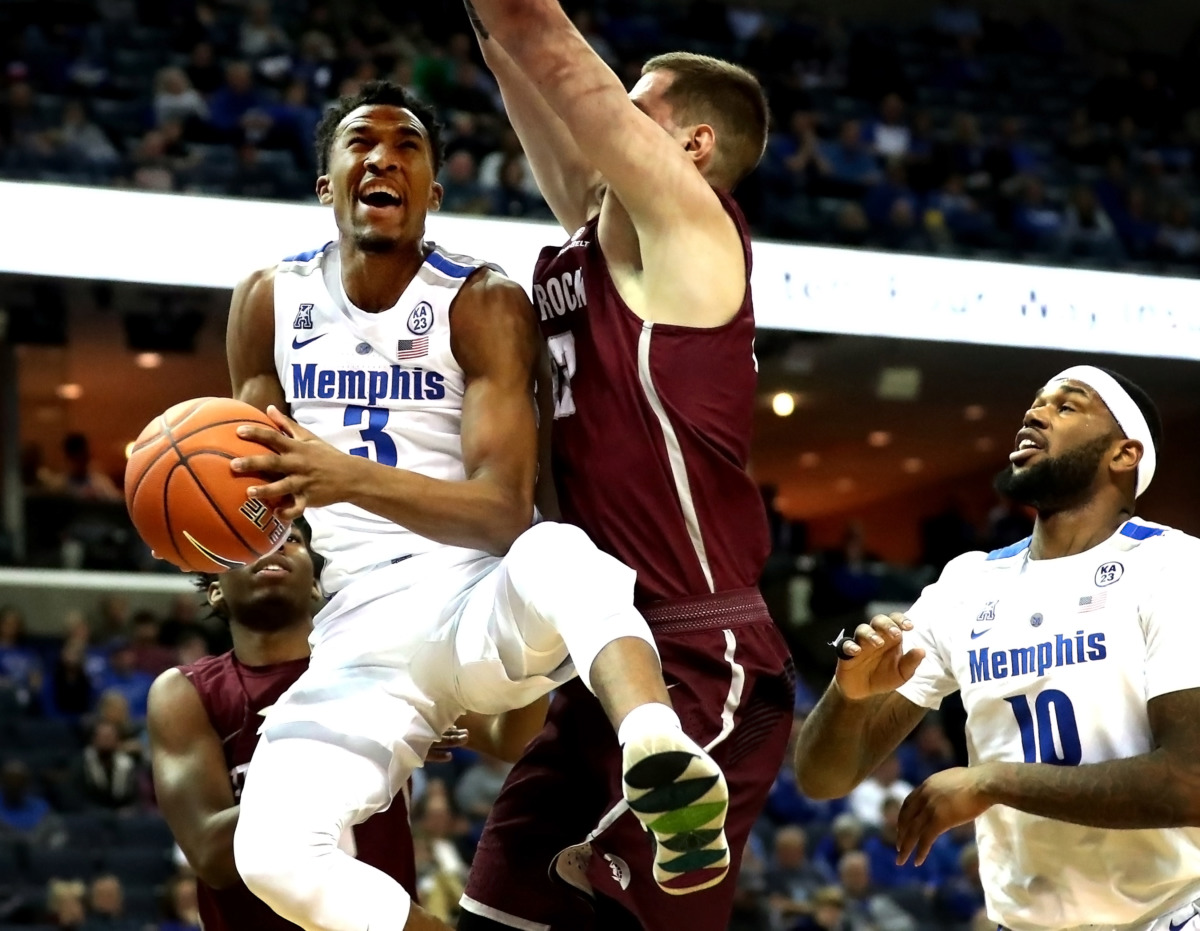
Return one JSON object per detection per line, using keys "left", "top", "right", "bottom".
{"left": 88, "top": 874, "right": 133, "bottom": 929}
{"left": 895, "top": 718, "right": 957, "bottom": 785}
{"left": 935, "top": 842, "right": 986, "bottom": 926}
{"left": 926, "top": 173, "right": 994, "bottom": 248}
{"left": 153, "top": 68, "right": 209, "bottom": 130}
{"left": 90, "top": 689, "right": 145, "bottom": 759}
{"left": 984, "top": 117, "right": 1040, "bottom": 195}
{"left": 839, "top": 851, "right": 916, "bottom": 931}
{"left": 47, "top": 638, "right": 95, "bottom": 719}
{"left": 766, "top": 826, "right": 832, "bottom": 929}
{"left": 1059, "top": 108, "right": 1107, "bottom": 167}
{"left": 267, "top": 80, "right": 322, "bottom": 169}
{"left": 439, "top": 150, "right": 490, "bottom": 214}
{"left": 791, "top": 885, "right": 857, "bottom": 931}
{"left": 815, "top": 812, "right": 866, "bottom": 876}
{"left": 0, "top": 606, "right": 42, "bottom": 710}
{"left": 130, "top": 612, "right": 174, "bottom": 677}
{"left": 864, "top": 797, "right": 947, "bottom": 889}
{"left": 159, "top": 873, "right": 200, "bottom": 931}
{"left": 96, "top": 595, "right": 131, "bottom": 646}
{"left": 97, "top": 641, "right": 154, "bottom": 720}
{"left": 43, "top": 101, "right": 121, "bottom": 169}
{"left": 817, "top": 120, "right": 882, "bottom": 190}
{"left": 478, "top": 127, "right": 537, "bottom": 196}
{"left": 413, "top": 784, "right": 470, "bottom": 924}
{"left": 453, "top": 755, "right": 511, "bottom": 827}
{"left": 730, "top": 839, "right": 769, "bottom": 931}
{"left": 1, "top": 80, "right": 51, "bottom": 158}
{"left": 184, "top": 42, "right": 224, "bottom": 97}
{"left": 864, "top": 160, "right": 921, "bottom": 234}
{"left": 0, "top": 759, "right": 56, "bottom": 842}
{"left": 489, "top": 154, "right": 548, "bottom": 219}
{"left": 174, "top": 632, "right": 209, "bottom": 667}
{"left": 68, "top": 720, "right": 139, "bottom": 810}
{"left": 46, "top": 877, "right": 88, "bottom": 929}
{"left": 240, "top": 0, "right": 292, "bottom": 64}
{"left": 867, "top": 93, "right": 911, "bottom": 160}
{"left": 847, "top": 753, "right": 912, "bottom": 829}
{"left": 942, "top": 112, "right": 988, "bottom": 190}
{"left": 1059, "top": 185, "right": 1123, "bottom": 261}
{"left": 208, "top": 61, "right": 266, "bottom": 139}
{"left": 1155, "top": 201, "right": 1200, "bottom": 260}
{"left": 55, "top": 433, "right": 121, "bottom": 502}
{"left": 1012, "top": 176, "right": 1064, "bottom": 252}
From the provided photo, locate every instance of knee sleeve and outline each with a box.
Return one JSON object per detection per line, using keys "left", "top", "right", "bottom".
{"left": 503, "top": 522, "right": 658, "bottom": 692}
{"left": 235, "top": 736, "right": 411, "bottom": 931}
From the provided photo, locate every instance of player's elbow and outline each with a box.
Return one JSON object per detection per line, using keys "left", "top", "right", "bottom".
{"left": 793, "top": 747, "right": 855, "bottom": 801}
{"left": 188, "top": 843, "right": 240, "bottom": 890}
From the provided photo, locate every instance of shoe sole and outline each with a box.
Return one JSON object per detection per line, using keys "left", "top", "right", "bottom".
{"left": 622, "top": 744, "right": 730, "bottom": 895}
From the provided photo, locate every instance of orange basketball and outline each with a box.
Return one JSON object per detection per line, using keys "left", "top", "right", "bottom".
{"left": 124, "top": 397, "right": 291, "bottom": 573}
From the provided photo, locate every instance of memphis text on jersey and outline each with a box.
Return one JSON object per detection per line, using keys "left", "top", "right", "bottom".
{"left": 291, "top": 364, "right": 446, "bottom": 404}
{"left": 968, "top": 630, "right": 1107, "bottom": 684}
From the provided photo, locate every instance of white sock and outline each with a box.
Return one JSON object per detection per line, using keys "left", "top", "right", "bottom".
{"left": 617, "top": 702, "right": 682, "bottom": 748}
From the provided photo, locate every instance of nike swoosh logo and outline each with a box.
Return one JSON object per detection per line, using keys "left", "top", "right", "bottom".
{"left": 970, "top": 628, "right": 991, "bottom": 639}
{"left": 292, "top": 334, "right": 326, "bottom": 349}
{"left": 1169, "top": 921, "right": 1192, "bottom": 931}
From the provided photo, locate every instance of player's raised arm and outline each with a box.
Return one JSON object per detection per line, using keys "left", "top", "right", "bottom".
{"left": 794, "top": 613, "right": 929, "bottom": 800}
{"left": 147, "top": 669, "right": 240, "bottom": 889}
{"left": 227, "top": 267, "right": 287, "bottom": 414}
{"left": 465, "top": 1, "right": 600, "bottom": 233}
{"left": 468, "top": 0, "right": 751, "bottom": 327}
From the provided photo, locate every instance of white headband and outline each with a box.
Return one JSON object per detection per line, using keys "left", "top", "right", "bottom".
{"left": 1048, "top": 365, "right": 1156, "bottom": 498}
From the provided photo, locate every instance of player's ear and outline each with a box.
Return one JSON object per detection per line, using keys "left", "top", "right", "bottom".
{"left": 207, "top": 580, "right": 224, "bottom": 612}
{"left": 1112, "top": 438, "right": 1143, "bottom": 479}
{"left": 429, "top": 181, "right": 444, "bottom": 213}
{"left": 315, "top": 175, "right": 333, "bottom": 206}
{"left": 684, "top": 123, "right": 717, "bottom": 166}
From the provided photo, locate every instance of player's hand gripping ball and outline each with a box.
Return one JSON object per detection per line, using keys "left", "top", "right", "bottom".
{"left": 124, "top": 398, "right": 292, "bottom": 572}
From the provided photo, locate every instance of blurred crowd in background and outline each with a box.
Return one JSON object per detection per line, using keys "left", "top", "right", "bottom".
{"left": 1, "top": 1, "right": 1199, "bottom": 274}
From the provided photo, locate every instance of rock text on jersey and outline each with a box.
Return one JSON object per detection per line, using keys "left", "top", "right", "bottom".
{"left": 968, "top": 631, "right": 1107, "bottom": 684}
{"left": 291, "top": 364, "right": 446, "bottom": 404}
{"left": 534, "top": 268, "right": 588, "bottom": 321}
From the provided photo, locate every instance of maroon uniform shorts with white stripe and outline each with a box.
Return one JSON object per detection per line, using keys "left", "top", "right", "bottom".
{"left": 461, "top": 588, "right": 795, "bottom": 931}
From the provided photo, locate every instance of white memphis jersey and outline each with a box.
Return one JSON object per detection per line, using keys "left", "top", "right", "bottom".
{"left": 273, "top": 241, "right": 489, "bottom": 592}
{"left": 898, "top": 518, "right": 1200, "bottom": 931}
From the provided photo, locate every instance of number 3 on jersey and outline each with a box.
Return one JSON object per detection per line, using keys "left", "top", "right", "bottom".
{"left": 344, "top": 406, "right": 397, "bottom": 467}
{"left": 547, "top": 332, "right": 577, "bottom": 419}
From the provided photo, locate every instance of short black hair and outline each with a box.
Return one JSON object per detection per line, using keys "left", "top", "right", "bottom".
{"left": 1099, "top": 368, "right": 1163, "bottom": 456}
{"left": 195, "top": 517, "right": 318, "bottom": 620}
{"left": 314, "top": 80, "right": 444, "bottom": 176}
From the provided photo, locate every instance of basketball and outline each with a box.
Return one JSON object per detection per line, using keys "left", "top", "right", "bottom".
{"left": 124, "top": 397, "right": 291, "bottom": 573}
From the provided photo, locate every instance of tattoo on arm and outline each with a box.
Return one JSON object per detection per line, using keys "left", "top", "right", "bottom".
{"left": 464, "top": 0, "right": 489, "bottom": 39}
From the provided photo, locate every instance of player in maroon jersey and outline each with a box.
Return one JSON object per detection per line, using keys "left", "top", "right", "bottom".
{"left": 147, "top": 520, "right": 546, "bottom": 931}
{"left": 458, "top": 4, "right": 796, "bottom": 931}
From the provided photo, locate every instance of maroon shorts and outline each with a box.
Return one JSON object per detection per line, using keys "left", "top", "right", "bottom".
{"left": 462, "top": 588, "right": 795, "bottom": 931}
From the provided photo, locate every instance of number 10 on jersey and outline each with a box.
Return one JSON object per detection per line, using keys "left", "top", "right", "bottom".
{"left": 1004, "top": 689, "right": 1081, "bottom": 765}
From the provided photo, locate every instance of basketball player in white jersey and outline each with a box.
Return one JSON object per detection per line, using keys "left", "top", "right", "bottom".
{"left": 222, "top": 81, "right": 729, "bottom": 931}
{"left": 794, "top": 366, "right": 1200, "bottom": 931}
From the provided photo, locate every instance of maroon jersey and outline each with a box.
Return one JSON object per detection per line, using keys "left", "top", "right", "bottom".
{"left": 533, "top": 193, "right": 770, "bottom": 606}
{"left": 180, "top": 652, "right": 417, "bottom": 931}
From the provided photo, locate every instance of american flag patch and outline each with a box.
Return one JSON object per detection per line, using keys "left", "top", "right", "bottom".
{"left": 1078, "top": 592, "right": 1108, "bottom": 612}
{"left": 397, "top": 337, "right": 428, "bottom": 360}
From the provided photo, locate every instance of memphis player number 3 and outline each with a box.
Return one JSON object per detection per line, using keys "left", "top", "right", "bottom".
{"left": 345, "top": 405, "right": 398, "bottom": 467}
{"left": 1004, "top": 689, "right": 1082, "bottom": 765}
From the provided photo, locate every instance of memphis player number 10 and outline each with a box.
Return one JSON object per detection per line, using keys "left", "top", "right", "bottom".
{"left": 345, "top": 405, "right": 398, "bottom": 467}
{"left": 1004, "top": 689, "right": 1082, "bottom": 765}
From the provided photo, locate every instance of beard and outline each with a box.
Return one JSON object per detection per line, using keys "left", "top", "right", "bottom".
{"left": 994, "top": 435, "right": 1113, "bottom": 511}
{"left": 353, "top": 230, "right": 402, "bottom": 253}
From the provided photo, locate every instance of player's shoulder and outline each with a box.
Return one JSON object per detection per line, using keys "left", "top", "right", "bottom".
{"left": 276, "top": 240, "right": 336, "bottom": 277}
{"left": 422, "top": 242, "right": 506, "bottom": 285}
{"left": 938, "top": 543, "right": 1022, "bottom": 584}
{"left": 1116, "top": 518, "right": 1200, "bottom": 563}
{"left": 174, "top": 651, "right": 236, "bottom": 693}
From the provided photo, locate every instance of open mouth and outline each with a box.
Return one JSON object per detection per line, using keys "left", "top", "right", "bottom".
{"left": 360, "top": 187, "right": 403, "bottom": 209}
{"left": 1009, "top": 431, "right": 1046, "bottom": 464}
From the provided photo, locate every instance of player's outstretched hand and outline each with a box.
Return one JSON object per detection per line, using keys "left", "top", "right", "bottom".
{"left": 427, "top": 726, "right": 469, "bottom": 764}
{"left": 834, "top": 613, "right": 926, "bottom": 702}
{"left": 895, "top": 766, "right": 992, "bottom": 867}
{"left": 231, "top": 406, "right": 350, "bottom": 520}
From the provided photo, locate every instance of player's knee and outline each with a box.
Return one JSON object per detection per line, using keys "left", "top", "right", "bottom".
{"left": 508, "top": 522, "right": 622, "bottom": 588}
{"left": 234, "top": 814, "right": 327, "bottom": 918}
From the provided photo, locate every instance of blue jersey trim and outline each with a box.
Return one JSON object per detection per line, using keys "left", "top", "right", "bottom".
{"left": 425, "top": 250, "right": 476, "bottom": 279}
{"left": 986, "top": 537, "right": 1031, "bottom": 560}
{"left": 1119, "top": 521, "right": 1164, "bottom": 541}
{"left": 282, "top": 242, "right": 333, "bottom": 263}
